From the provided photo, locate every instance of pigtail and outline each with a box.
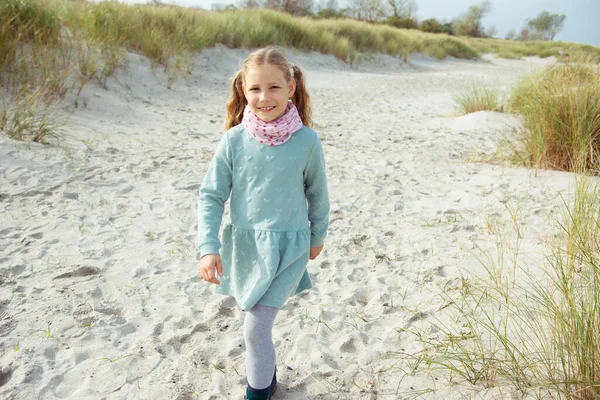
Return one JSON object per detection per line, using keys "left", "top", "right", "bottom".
{"left": 290, "top": 65, "right": 313, "bottom": 128}
{"left": 224, "top": 70, "right": 247, "bottom": 130}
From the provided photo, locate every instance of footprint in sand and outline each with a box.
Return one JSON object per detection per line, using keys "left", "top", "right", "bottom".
{"left": 153, "top": 322, "right": 164, "bottom": 336}
{"left": 29, "top": 232, "right": 43, "bottom": 239}
{"left": 0, "top": 366, "right": 13, "bottom": 387}
{"left": 339, "top": 338, "right": 357, "bottom": 353}
{"left": 405, "top": 312, "right": 428, "bottom": 328}
{"left": 227, "top": 341, "right": 244, "bottom": 358}
{"left": 347, "top": 267, "right": 362, "bottom": 282}
{"left": 0, "top": 228, "right": 13, "bottom": 237}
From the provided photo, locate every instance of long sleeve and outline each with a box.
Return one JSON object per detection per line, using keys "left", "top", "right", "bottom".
{"left": 197, "top": 134, "right": 233, "bottom": 257}
{"left": 303, "top": 135, "right": 330, "bottom": 247}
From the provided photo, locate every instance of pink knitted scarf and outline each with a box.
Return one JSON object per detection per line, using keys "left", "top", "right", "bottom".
{"left": 242, "top": 102, "right": 303, "bottom": 146}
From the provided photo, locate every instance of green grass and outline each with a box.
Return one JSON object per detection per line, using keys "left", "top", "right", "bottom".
{"left": 412, "top": 179, "right": 600, "bottom": 398}
{"left": 454, "top": 86, "right": 505, "bottom": 114}
{"left": 509, "top": 61, "right": 600, "bottom": 173}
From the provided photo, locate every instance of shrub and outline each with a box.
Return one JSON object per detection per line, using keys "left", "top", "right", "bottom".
{"left": 384, "top": 15, "right": 418, "bottom": 30}
{"left": 420, "top": 18, "right": 442, "bottom": 34}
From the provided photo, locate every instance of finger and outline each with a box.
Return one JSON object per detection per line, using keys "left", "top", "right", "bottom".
{"left": 207, "top": 267, "right": 220, "bottom": 285}
{"left": 208, "top": 272, "right": 220, "bottom": 285}
{"left": 206, "top": 267, "right": 214, "bottom": 281}
{"left": 201, "top": 266, "right": 211, "bottom": 282}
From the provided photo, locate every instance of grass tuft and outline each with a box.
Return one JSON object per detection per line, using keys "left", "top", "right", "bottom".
{"left": 1, "top": 90, "right": 62, "bottom": 143}
{"left": 509, "top": 62, "right": 600, "bottom": 173}
{"left": 454, "top": 86, "right": 505, "bottom": 114}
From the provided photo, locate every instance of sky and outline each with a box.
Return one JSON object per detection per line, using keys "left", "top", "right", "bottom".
{"left": 117, "top": 0, "right": 599, "bottom": 47}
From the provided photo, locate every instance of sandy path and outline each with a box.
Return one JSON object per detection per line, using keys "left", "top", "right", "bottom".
{"left": 0, "top": 48, "right": 571, "bottom": 399}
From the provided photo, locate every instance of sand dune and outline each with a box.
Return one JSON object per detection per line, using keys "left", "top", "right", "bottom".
{"left": 0, "top": 47, "right": 572, "bottom": 399}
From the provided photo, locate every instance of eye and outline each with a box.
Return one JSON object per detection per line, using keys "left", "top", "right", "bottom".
{"left": 270, "top": 86, "right": 280, "bottom": 89}
{"left": 249, "top": 88, "right": 259, "bottom": 91}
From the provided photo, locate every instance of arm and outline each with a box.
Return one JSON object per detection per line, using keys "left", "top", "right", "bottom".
{"left": 303, "top": 135, "right": 330, "bottom": 248}
{"left": 197, "top": 134, "right": 233, "bottom": 257}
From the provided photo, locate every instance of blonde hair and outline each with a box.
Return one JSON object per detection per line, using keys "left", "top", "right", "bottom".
{"left": 224, "top": 46, "right": 313, "bottom": 130}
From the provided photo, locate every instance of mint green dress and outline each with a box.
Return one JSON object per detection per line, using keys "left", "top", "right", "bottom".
{"left": 197, "top": 124, "right": 330, "bottom": 311}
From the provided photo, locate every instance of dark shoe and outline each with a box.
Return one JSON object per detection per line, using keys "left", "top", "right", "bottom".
{"left": 244, "top": 385, "right": 270, "bottom": 400}
{"left": 244, "top": 368, "right": 277, "bottom": 400}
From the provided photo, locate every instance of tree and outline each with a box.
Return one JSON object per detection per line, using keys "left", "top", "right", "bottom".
{"left": 505, "top": 29, "right": 516, "bottom": 40}
{"left": 361, "top": 0, "right": 386, "bottom": 21}
{"left": 264, "top": 0, "right": 279, "bottom": 9}
{"left": 387, "top": 0, "right": 417, "bottom": 18}
{"left": 212, "top": 2, "right": 236, "bottom": 10}
{"left": 527, "top": 11, "right": 566, "bottom": 40}
{"left": 517, "top": 27, "right": 544, "bottom": 41}
{"left": 320, "top": 0, "right": 338, "bottom": 12}
{"left": 350, "top": 0, "right": 386, "bottom": 22}
{"left": 315, "top": 0, "right": 346, "bottom": 18}
{"left": 440, "top": 21, "right": 454, "bottom": 35}
{"left": 264, "top": 0, "right": 314, "bottom": 16}
{"left": 239, "top": 0, "right": 261, "bottom": 8}
{"left": 453, "top": 0, "right": 492, "bottom": 38}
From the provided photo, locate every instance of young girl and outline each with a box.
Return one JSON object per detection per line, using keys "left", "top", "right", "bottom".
{"left": 197, "top": 47, "right": 330, "bottom": 400}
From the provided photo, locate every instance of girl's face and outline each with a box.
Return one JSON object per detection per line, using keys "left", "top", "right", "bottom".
{"left": 243, "top": 64, "right": 296, "bottom": 122}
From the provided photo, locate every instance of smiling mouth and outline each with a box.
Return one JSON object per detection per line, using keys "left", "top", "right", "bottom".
{"left": 258, "top": 106, "right": 275, "bottom": 112}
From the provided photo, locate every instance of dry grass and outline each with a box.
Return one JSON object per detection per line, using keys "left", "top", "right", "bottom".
{"left": 412, "top": 179, "right": 600, "bottom": 398}
{"left": 509, "top": 60, "right": 600, "bottom": 173}
{"left": 1, "top": 0, "right": 599, "bottom": 144}
{"left": 454, "top": 86, "right": 505, "bottom": 114}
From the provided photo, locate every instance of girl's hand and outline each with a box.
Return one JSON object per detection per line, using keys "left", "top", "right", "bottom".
{"left": 310, "top": 245, "right": 324, "bottom": 260}
{"left": 200, "top": 254, "right": 223, "bottom": 285}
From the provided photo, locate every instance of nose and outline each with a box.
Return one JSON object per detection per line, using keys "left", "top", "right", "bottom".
{"left": 258, "top": 91, "right": 268, "bottom": 102}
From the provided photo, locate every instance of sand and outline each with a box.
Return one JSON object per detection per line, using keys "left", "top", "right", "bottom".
{"left": 0, "top": 46, "right": 575, "bottom": 399}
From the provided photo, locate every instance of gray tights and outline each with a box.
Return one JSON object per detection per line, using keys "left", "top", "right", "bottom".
{"left": 243, "top": 303, "right": 279, "bottom": 390}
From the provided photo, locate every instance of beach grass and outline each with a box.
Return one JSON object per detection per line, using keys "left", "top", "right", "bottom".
{"left": 432, "top": 55, "right": 600, "bottom": 396}
{"left": 2, "top": 0, "right": 600, "bottom": 143}
{"left": 411, "top": 177, "right": 600, "bottom": 397}
{"left": 0, "top": 90, "right": 62, "bottom": 143}
{"left": 509, "top": 60, "right": 600, "bottom": 173}
{"left": 454, "top": 87, "right": 505, "bottom": 114}
{"left": 465, "top": 37, "right": 600, "bottom": 62}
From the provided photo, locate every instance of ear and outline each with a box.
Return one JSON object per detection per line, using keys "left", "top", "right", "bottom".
{"left": 287, "top": 79, "right": 296, "bottom": 98}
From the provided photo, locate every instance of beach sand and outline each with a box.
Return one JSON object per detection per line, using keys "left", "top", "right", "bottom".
{"left": 0, "top": 47, "right": 573, "bottom": 399}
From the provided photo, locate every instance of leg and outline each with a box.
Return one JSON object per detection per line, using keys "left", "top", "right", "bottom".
{"left": 243, "top": 303, "right": 279, "bottom": 390}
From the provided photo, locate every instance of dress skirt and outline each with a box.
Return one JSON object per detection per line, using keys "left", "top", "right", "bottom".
{"left": 216, "top": 223, "right": 312, "bottom": 311}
